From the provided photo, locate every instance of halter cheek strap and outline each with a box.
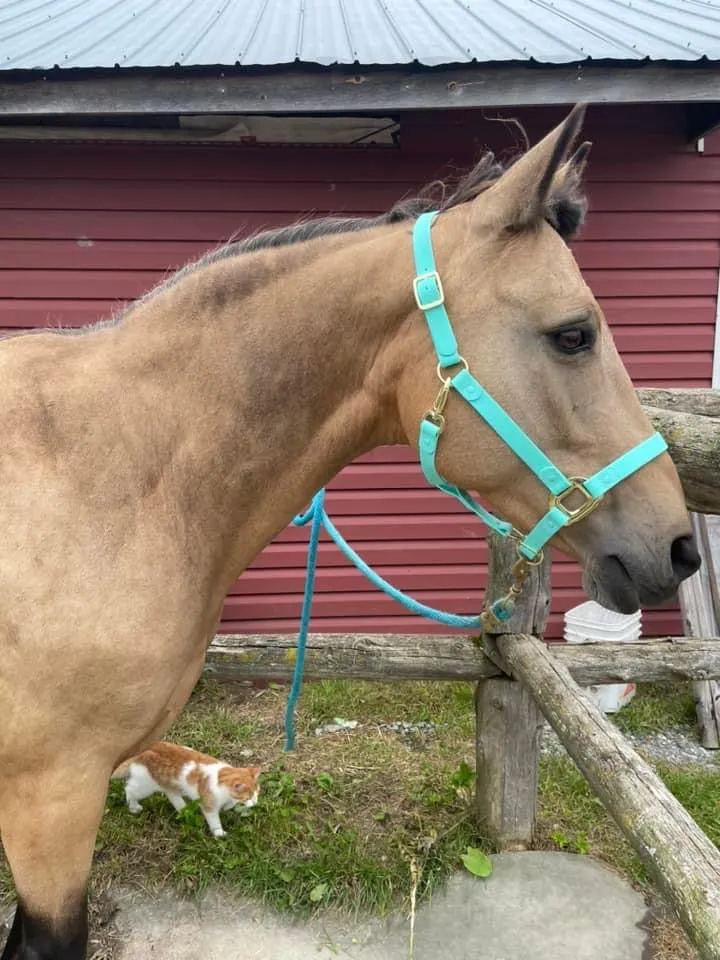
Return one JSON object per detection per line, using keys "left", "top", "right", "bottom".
{"left": 412, "top": 210, "right": 668, "bottom": 565}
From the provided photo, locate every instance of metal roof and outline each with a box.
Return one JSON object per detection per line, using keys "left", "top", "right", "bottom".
{"left": 1, "top": 0, "right": 719, "bottom": 71}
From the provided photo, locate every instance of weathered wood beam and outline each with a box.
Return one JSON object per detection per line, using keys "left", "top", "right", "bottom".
{"left": 2, "top": 64, "right": 719, "bottom": 117}
{"left": 474, "top": 535, "right": 550, "bottom": 850}
{"left": 204, "top": 633, "right": 720, "bottom": 685}
{"left": 637, "top": 388, "right": 720, "bottom": 419}
{"left": 681, "top": 515, "right": 720, "bottom": 748}
{"left": 641, "top": 406, "right": 720, "bottom": 515}
{"left": 498, "top": 632, "right": 720, "bottom": 960}
{"left": 544, "top": 638, "right": 720, "bottom": 685}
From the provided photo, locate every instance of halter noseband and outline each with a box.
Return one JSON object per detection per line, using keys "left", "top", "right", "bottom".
{"left": 412, "top": 211, "right": 667, "bottom": 627}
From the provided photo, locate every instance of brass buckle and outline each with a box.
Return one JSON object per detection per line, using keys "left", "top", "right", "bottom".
{"left": 551, "top": 478, "right": 602, "bottom": 525}
{"left": 413, "top": 271, "right": 445, "bottom": 311}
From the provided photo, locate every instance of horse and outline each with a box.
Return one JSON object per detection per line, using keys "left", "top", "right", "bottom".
{"left": 0, "top": 104, "right": 700, "bottom": 959}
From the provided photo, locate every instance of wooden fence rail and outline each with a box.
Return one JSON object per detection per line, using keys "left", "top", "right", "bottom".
{"left": 206, "top": 632, "right": 720, "bottom": 685}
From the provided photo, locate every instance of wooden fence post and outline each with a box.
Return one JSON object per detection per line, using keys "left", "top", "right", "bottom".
{"left": 680, "top": 513, "right": 720, "bottom": 748}
{"left": 474, "top": 534, "right": 551, "bottom": 850}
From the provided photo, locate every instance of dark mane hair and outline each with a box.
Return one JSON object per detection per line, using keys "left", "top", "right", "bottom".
{"left": 174, "top": 148, "right": 585, "bottom": 286}
{"left": 9, "top": 146, "right": 586, "bottom": 339}
{"left": 157, "top": 153, "right": 508, "bottom": 296}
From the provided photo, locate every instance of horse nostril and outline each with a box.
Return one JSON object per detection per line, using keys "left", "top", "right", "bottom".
{"left": 670, "top": 535, "right": 701, "bottom": 582}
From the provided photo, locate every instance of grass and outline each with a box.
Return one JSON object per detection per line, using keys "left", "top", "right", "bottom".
{"left": 1, "top": 676, "right": 719, "bottom": 953}
{"left": 97, "top": 678, "right": 720, "bottom": 912}
{"left": 613, "top": 680, "right": 697, "bottom": 735}
{"left": 87, "top": 678, "right": 485, "bottom": 917}
{"left": 537, "top": 753, "right": 720, "bottom": 886}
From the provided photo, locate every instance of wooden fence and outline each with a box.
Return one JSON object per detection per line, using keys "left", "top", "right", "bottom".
{"left": 201, "top": 387, "right": 720, "bottom": 960}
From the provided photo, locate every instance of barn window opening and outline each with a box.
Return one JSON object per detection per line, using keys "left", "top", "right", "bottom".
{"left": 0, "top": 113, "right": 400, "bottom": 147}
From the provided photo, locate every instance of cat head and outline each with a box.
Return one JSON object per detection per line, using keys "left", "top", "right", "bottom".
{"left": 219, "top": 765, "right": 262, "bottom": 807}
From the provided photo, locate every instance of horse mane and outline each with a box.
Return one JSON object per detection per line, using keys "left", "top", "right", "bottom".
{"left": 159, "top": 155, "right": 509, "bottom": 294}
{"left": 9, "top": 145, "right": 586, "bottom": 339}
{"left": 180, "top": 148, "right": 585, "bottom": 282}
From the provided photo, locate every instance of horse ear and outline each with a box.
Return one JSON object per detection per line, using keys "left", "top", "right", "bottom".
{"left": 568, "top": 140, "right": 592, "bottom": 177}
{"left": 481, "top": 104, "right": 588, "bottom": 230}
{"left": 554, "top": 140, "right": 592, "bottom": 193}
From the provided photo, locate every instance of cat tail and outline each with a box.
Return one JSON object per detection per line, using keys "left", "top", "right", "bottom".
{"left": 110, "top": 758, "right": 134, "bottom": 780}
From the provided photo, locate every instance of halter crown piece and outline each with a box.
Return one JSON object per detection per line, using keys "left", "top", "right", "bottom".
{"left": 411, "top": 211, "right": 668, "bottom": 628}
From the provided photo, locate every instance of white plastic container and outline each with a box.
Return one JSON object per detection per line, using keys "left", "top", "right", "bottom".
{"left": 563, "top": 600, "right": 640, "bottom": 713}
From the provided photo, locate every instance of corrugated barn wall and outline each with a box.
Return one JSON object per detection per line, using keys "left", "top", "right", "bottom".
{"left": 0, "top": 104, "right": 716, "bottom": 638}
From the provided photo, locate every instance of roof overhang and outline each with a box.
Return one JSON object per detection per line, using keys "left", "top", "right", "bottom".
{"left": 0, "top": 62, "right": 718, "bottom": 118}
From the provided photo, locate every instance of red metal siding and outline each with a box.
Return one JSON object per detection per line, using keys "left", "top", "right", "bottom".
{"left": 0, "top": 105, "right": 715, "bottom": 638}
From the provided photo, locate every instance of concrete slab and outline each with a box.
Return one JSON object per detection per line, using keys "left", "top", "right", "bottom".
{"left": 114, "top": 852, "right": 651, "bottom": 960}
{"left": 114, "top": 891, "right": 398, "bottom": 960}
{"left": 408, "top": 852, "right": 650, "bottom": 960}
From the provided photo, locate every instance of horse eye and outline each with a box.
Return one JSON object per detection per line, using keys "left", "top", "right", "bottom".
{"left": 548, "top": 325, "right": 594, "bottom": 355}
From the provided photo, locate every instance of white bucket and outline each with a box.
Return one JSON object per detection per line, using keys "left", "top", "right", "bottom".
{"left": 564, "top": 600, "right": 640, "bottom": 713}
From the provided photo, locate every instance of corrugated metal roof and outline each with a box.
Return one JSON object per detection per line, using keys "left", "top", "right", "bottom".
{"left": 1, "top": 0, "right": 719, "bottom": 71}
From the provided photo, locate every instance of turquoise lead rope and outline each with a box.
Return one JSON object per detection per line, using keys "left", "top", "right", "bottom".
{"left": 283, "top": 209, "right": 669, "bottom": 751}
{"left": 283, "top": 489, "right": 484, "bottom": 750}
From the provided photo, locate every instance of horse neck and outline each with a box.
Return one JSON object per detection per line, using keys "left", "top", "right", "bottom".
{"left": 110, "top": 225, "right": 416, "bottom": 575}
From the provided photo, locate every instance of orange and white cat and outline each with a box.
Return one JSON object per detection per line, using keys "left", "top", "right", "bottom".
{"left": 112, "top": 741, "right": 261, "bottom": 838}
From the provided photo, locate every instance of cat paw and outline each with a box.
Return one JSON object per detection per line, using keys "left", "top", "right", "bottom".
{"left": 212, "top": 828, "right": 226, "bottom": 838}
{"left": 128, "top": 803, "right": 143, "bottom": 814}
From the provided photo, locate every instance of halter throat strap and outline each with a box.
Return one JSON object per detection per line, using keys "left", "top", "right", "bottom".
{"left": 412, "top": 210, "right": 668, "bottom": 562}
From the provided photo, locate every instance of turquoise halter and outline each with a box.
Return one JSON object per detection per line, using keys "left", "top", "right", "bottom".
{"left": 412, "top": 210, "right": 667, "bottom": 620}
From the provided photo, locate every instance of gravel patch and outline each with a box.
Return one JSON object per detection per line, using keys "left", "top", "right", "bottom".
{"left": 541, "top": 722, "right": 720, "bottom": 769}
{"left": 314, "top": 718, "right": 359, "bottom": 736}
{"left": 314, "top": 718, "right": 438, "bottom": 738}
{"left": 379, "top": 720, "right": 437, "bottom": 736}
{"left": 313, "top": 713, "right": 719, "bottom": 769}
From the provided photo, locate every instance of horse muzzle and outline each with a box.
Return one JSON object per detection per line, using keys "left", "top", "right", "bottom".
{"left": 583, "top": 533, "right": 701, "bottom": 614}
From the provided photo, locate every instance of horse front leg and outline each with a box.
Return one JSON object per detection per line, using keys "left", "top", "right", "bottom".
{"left": 0, "top": 901, "right": 87, "bottom": 960}
{"left": 0, "top": 763, "right": 109, "bottom": 960}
